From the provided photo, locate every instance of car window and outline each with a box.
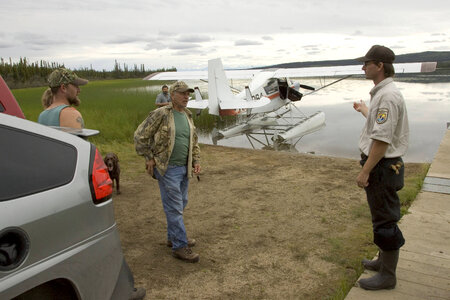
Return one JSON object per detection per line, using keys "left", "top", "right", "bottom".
{"left": 0, "top": 125, "right": 77, "bottom": 201}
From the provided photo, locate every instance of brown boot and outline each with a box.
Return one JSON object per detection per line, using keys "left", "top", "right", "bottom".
{"left": 172, "top": 247, "right": 199, "bottom": 263}
{"left": 167, "top": 238, "right": 196, "bottom": 248}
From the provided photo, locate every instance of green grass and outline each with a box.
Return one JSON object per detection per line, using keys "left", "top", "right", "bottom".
{"left": 399, "top": 164, "right": 430, "bottom": 215}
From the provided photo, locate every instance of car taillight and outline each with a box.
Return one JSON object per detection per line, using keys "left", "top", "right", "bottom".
{"left": 89, "top": 145, "right": 112, "bottom": 204}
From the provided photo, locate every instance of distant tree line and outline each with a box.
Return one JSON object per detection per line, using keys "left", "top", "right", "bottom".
{"left": 0, "top": 57, "right": 177, "bottom": 89}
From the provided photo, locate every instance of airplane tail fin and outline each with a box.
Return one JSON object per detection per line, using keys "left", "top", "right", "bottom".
{"left": 208, "top": 58, "right": 232, "bottom": 115}
{"left": 208, "top": 58, "right": 270, "bottom": 116}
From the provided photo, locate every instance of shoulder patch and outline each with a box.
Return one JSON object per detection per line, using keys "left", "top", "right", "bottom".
{"left": 376, "top": 108, "right": 389, "bottom": 124}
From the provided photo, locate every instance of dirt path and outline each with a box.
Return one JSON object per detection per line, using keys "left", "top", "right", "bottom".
{"left": 112, "top": 144, "right": 423, "bottom": 299}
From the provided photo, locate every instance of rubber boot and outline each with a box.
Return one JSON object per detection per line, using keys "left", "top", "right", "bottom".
{"left": 358, "top": 249, "right": 398, "bottom": 290}
{"left": 362, "top": 249, "right": 382, "bottom": 271}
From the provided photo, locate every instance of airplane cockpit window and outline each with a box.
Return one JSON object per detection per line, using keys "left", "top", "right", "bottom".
{"left": 263, "top": 78, "right": 279, "bottom": 95}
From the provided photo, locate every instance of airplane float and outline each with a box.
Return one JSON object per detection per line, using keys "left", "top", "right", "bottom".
{"left": 146, "top": 58, "right": 437, "bottom": 150}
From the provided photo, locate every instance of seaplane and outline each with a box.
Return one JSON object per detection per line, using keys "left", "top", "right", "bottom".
{"left": 146, "top": 58, "right": 437, "bottom": 150}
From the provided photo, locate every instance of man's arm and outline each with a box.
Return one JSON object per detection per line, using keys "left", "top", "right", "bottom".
{"left": 134, "top": 110, "right": 164, "bottom": 175}
{"left": 134, "top": 115, "right": 155, "bottom": 160}
{"left": 356, "top": 140, "right": 389, "bottom": 187}
{"left": 60, "top": 107, "right": 84, "bottom": 128}
{"left": 192, "top": 127, "right": 201, "bottom": 174}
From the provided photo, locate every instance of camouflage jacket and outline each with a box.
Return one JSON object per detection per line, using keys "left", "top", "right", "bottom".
{"left": 134, "top": 103, "right": 200, "bottom": 177}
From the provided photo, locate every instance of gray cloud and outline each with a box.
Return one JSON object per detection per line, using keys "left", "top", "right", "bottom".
{"left": 15, "top": 32, "right": 61, "bottom": 46}
{"left": 158, "top": 31, "right": 177, "bottom": 37}
{"left": 303, "top": 45, "right": 320, "bottom": 51}
{"left": 174, "top": 49, "right": 207, "bottom": 56}
{"left": 144, "top": 41, "right": 167, "bottom": 50}
{"left": 424, "top": 40, "right": 445, "bottom": 43}
{"left": 169, "top": 43, "right": 201, "bottom": 50}
{"left": 0, "top": 42, "right": 13, "bottom": 48}
{"left": 351, "top": 30, "right": 363, "bottom": 36}
{"left": 262, "top": 36, "right": 273, "bottom": 41}
{"left": 177, "top": 35, "right": 212, "bottom": 43}
{"left": 234, "top": 39, "right": 263, "bottom": 46}
{"left": 105, "top": 36, "right": 146, "bottom": 44}
{"left": 433, "top": 45, "right": 450, "bottom": 50}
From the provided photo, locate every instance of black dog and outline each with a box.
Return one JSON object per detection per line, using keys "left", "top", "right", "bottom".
{"left": 104, "top": 153, "right": 121, "bottom": 194}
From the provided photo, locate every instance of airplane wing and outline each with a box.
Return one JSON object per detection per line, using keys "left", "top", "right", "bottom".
{"left": 145, "top": 62, "right": 436, "bottom": 81}
{"left": 187, "top": 88, "right": 209, "bottom": 109}
{"left": 187, "top": 99, "right": 208, "bottom": 109}
{"left": 272, "top": 62, "right": 437, "bottom": 77}
{"left": 145, "top": 69, "right": 261, "bottom": 80}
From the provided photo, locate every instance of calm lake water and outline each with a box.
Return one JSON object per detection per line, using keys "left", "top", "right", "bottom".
{"left": 140, "top": 78, "right": 449, "bottom": 163}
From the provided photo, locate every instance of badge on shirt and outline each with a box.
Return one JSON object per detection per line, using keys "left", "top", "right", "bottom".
{"left": 376, "top": 108, "right": 389, "bottom": 124}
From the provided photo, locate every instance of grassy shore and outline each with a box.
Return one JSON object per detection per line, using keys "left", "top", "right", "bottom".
{"left": 12, "top": 79, "right": 429, "bottom": 299}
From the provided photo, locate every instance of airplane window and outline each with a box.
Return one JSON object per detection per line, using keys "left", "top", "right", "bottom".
{"left": 263, "top": 79, "right": 279, "bottom": 95}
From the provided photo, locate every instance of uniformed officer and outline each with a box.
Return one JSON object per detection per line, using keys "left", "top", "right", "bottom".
{"left": 353, "top": 45, "right": 409, "bottom": 290}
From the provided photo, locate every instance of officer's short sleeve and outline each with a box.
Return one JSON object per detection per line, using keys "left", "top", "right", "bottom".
{"left": 370, "top": 98, "right": 399, "bottom": 144}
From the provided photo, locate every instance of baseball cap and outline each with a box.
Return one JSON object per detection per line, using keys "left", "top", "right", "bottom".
{"left": 48, "top": 68, "right": 89, "bottom": 88}
{"left": 356, "top": 45, "right": 395, "bottom": 63}
{"left": 169, "top": 81, "right": 194, "bottom": 94}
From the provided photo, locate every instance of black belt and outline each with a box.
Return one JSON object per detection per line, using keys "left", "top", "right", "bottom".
{"left": 360, "top": 153, "right": 402, "bottom": 164}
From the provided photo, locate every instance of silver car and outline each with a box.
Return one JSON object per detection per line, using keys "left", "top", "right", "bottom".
{"left": 0, "top": 112, "right": 139, "bottom": 299}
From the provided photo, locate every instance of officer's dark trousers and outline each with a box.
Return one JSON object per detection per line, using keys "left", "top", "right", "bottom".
{"left": 360, "top": 154, "right": 405, "bottom": 251}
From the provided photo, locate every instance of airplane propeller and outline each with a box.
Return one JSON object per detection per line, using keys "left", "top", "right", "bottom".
{"left": 299, "top": 84, "right": 315, "bottom": 91}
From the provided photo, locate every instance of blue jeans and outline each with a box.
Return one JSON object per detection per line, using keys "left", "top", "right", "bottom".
{"left": 154, "top": 165, "right": 189, "bottom": 250}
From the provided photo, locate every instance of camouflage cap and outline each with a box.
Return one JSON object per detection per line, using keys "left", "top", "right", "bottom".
{"left": 169, "top": 81, "right": 194, "bottom": 94}
{"left": 48, "top": 68, "right": 89, "bottom": 88}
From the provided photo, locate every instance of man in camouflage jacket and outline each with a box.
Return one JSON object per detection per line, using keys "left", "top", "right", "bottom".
{"left": 134, "top": 81, "right": 201, "bottom": 263}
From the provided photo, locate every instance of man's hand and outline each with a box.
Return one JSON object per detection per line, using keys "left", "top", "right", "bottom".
{"left": 193, "top": 163, "right": 201, "bottom": 175}
{"left": 356, "top": 169, "right": 370, "bottom": 188}
{"left": 145, "top": 159, "right": 156, "bottom": 177}
{"left": 353, "top": 100, "right": 368, "bottom": 118}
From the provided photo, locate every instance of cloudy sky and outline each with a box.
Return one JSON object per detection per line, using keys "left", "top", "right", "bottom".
{"left": 1, "top": 0, "right": 449, "bottom": 71}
